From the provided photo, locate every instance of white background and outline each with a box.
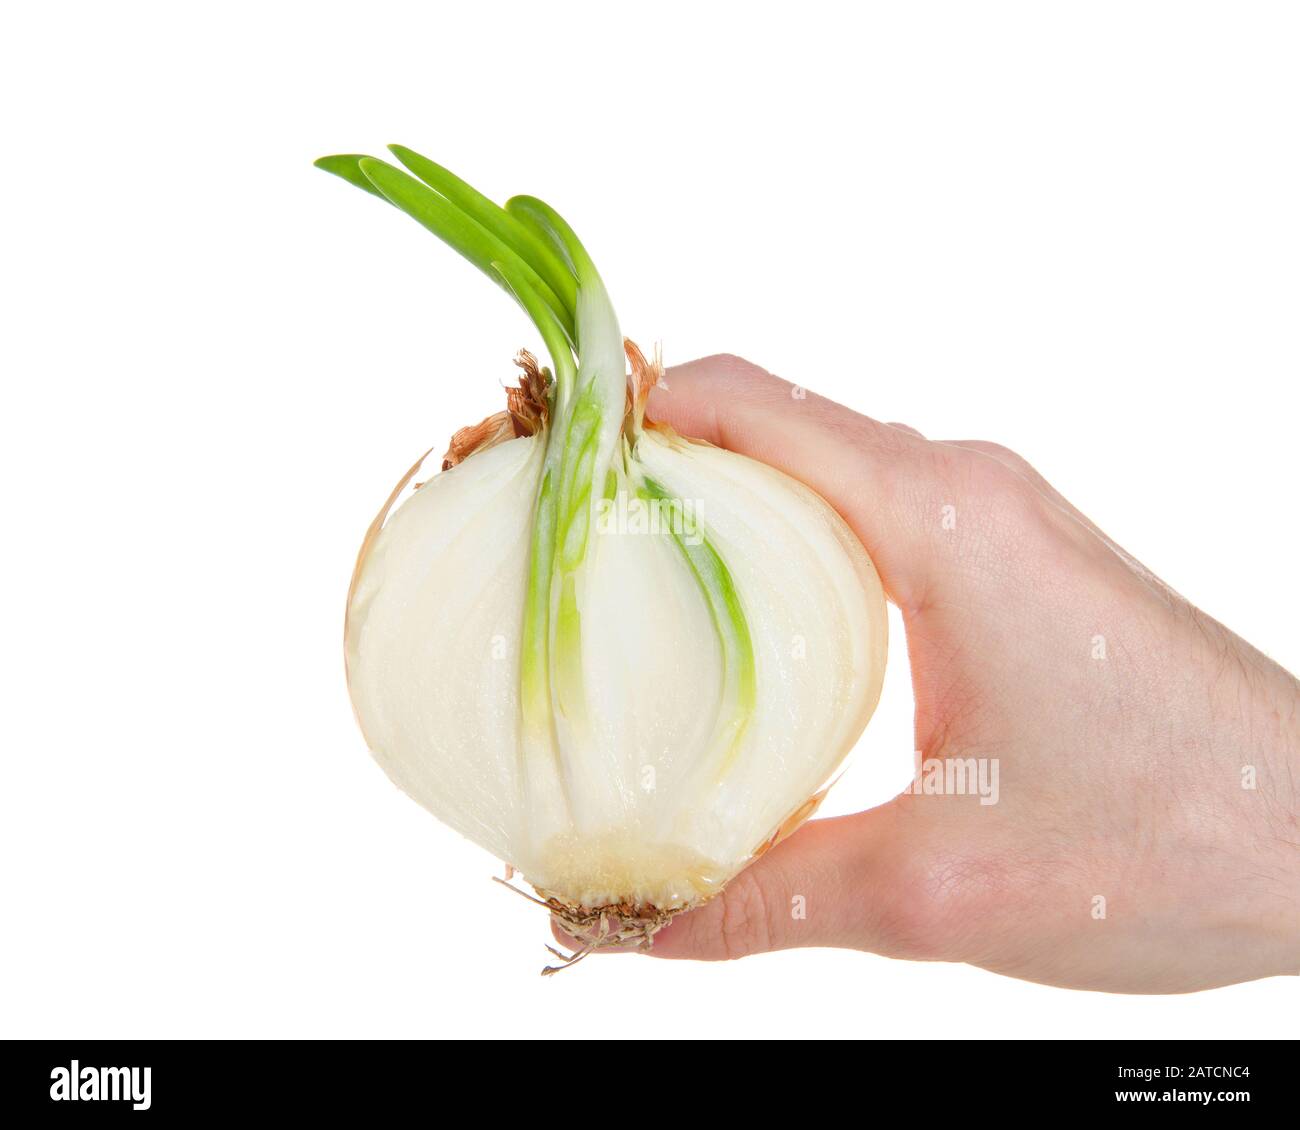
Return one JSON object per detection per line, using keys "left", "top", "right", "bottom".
{"left": 2, "top": 1, "right": 1296, "bottom": 1039}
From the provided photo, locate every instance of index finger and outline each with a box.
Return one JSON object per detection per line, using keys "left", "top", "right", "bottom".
{"left": 647, "top": 354, "right": 942, "bottom": 611}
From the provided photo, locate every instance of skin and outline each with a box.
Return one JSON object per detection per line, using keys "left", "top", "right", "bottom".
{"left": 564, "top": 354, "right": 1300, "bottom": 993}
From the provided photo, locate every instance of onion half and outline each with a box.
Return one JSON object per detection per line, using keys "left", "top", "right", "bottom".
{"left": 322, "top": 146, "right": 888, "bottom": 966}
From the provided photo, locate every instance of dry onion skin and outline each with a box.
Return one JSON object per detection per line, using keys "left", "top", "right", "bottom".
{"left": 318, "top": 146, "right": 888, "bottom": 970}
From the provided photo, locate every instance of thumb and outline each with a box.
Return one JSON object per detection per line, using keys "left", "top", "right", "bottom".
{"left": 647, "top": 354, "right": 947, "bottom": 612}
{"left": 644, "top": 805, "right": 925, "bottom": 961}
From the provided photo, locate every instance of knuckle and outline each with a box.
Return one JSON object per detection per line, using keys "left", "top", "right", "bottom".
{"left": 967, "top": 439, "right": 1024, "bottom": 466}
{"left": 951, "top": 448, "right": 1046, "bottom": 528}
{"left": 878, "top": 839, "right": 1015, "bottom": 963}
{"left": 949, "top": 439, "right": 1038, "bottom": 484}
{"left": 718, "top": 869, "right": 776, "bottom": 959}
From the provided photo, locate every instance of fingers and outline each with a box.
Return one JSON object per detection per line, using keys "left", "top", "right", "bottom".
{"left": 640, "top": 807, "right": 923, "bottom": 961}
{"left": 937, "top": 439, "right": 1109, "bottom": 544}
{"left": 548, "top": 807, "right": 923, "bottom": 961}
{"left": 648, "top": 355, "right": 950, "bottom": 612}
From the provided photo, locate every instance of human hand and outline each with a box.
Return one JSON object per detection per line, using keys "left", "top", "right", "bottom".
{"left": 622, "top": 354, "right": 1300, "bottom": 993}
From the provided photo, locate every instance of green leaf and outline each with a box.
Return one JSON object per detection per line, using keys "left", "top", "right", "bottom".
{"left": 389, "top": 145, "right": 578, "bottom": 319}
{"left": 506, "top": 195, "right": 595, "bottom": 281}
{"left": 357, "top": 157, "right": 576, "bottom": 344}
{"left": 520, "top": 469, "right": 556, "bottom": 727}
{"left": 490, "top": 260, "right": 575, "bottom": 399}
{"left": 640, "top": 477, "right": 757, "bottom": 778}
{"left": 313, "top": 155, "right": 391, "bottom": 202}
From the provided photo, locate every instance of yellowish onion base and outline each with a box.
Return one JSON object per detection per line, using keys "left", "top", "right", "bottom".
{"left": 493, "top": 873, "right": 696, "bottom": 975}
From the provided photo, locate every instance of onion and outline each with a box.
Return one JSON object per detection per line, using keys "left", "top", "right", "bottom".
{"left": 319, "top": 146, "right": 888, "bottom": 968}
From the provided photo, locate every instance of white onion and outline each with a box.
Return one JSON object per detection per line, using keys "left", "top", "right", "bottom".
{"left": 321, "top": 145, "right": 888, "bottom": 962}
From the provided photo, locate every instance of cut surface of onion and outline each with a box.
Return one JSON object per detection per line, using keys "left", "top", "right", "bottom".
{"left": 322, "top": 146, "right": 888, "bottom": 963}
